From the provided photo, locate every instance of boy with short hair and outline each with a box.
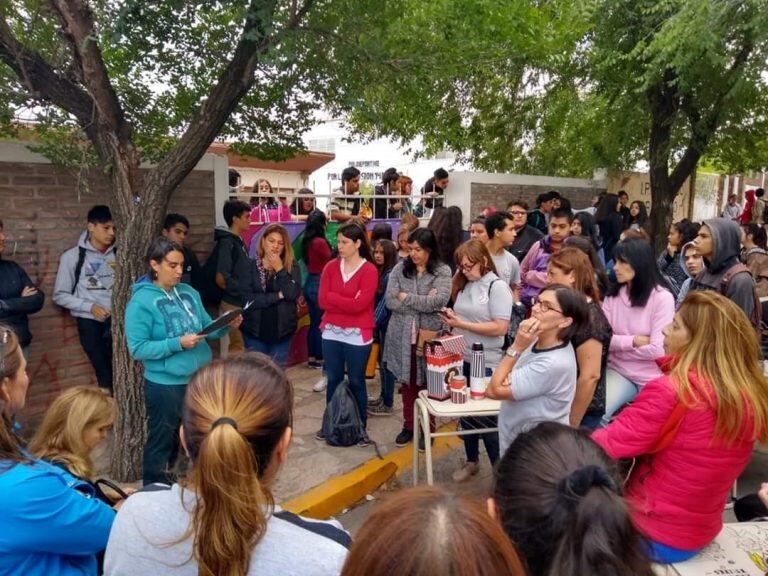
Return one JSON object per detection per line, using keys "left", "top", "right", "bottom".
{"left": 53, "top": 205, "right": 116, "bottom": 391}
{"left": 520, "top": 208, "right": 572, "bottom": 309}
{"left": 329, "top": 167, "right": 363, "bottom": 222}
{"left": 213, "top": 200, "right": 252, "bottom": 353}
{"left": 162, "top": 213, "right": 202, "bottom": 290}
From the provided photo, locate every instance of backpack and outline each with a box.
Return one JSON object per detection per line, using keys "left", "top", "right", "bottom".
{"left": 721, "top": 263, "right": 762, "bottom": 330}
{"left": 321, "top": 380, "right": 367, "bottom": 447}
{"left": 71, "top": 245, "right": 116, "bottom": 294}
{"left": 199, "top": 240, "right": 237, "bottom": 306}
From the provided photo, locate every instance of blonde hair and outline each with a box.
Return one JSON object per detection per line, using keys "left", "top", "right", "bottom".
{"left": 674, "top": 291, "right": 768, "bottom": 444}
{"left": 257, "top": 224, "right": 294, "bottom": 272}
{"left": 0, "top": 326, "right": 26, "bottom": 464}
{"left": 28, "top": 385, "right": 116, "bottom": 479}
{"left": 182, "top": 354, "right": 293, "bottom": 576}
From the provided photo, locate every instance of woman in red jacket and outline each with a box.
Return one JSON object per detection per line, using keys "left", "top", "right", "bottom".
{"left": 593, "top": 291, "right": 768, "bottom": 563}
{"left": 316, "top": 223, "right": 378, "bottom": 446}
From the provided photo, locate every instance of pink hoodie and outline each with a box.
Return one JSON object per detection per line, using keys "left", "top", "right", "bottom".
{"left": 593, "top": 358, "right": 756, "bottom": 550}
{"left": 601, "top": 285, "right": 675, "bottom": 386}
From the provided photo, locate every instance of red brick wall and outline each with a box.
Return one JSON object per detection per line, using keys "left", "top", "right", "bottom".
{"left": 0, "top": 162, "right": 215, "bottom": 427}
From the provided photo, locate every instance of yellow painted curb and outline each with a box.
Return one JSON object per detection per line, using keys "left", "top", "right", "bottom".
{"left": 282, "top": 422, "right": 462, "bottom": 519}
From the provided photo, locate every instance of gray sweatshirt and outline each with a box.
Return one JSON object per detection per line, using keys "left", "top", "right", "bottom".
{"left": 104, "top": 484, "right": 350, "bottom": 576}
{"left": 53, "top": 231, "right": 116, "bottom": 320}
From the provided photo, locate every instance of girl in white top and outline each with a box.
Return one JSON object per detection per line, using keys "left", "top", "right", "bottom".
{"left": 105, "top": 354, "right": 350, "bottom": 576}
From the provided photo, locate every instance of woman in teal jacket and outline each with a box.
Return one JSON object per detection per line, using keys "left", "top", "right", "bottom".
{"left": 0, "top": 325, "right": 114, "bottom": 576}
{"left": 126, "top": 237, "right": 241, "bottom": 486}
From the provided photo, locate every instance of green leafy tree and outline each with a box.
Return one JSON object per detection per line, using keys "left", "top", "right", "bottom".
{"left": 320, "top": 0, "right": 768, "bottom": 248}
{"left": 0, "top": 0, "right": 319, "bottom": 479}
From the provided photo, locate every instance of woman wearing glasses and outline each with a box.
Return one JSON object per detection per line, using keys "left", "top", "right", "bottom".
{"left": 487, "top": 285, "right": 588, "bottom": 456}
{"left": 440, "top": 240, "right": 513, "bottom": 482}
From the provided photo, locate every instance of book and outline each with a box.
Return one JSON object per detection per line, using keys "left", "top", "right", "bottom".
{"left": 670, "top": 522, "right": 768, "bottom": 576}
{"left": 198, "top": 301, "right": 252, "bottom": 336}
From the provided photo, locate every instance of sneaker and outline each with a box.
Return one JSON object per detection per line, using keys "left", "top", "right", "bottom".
{"left": 315, "top": 429, "right": 326, "bottom": 441}
{"left": 417, "top": 435, "right": 434, "bottom": 453}
{"left": 368, "top": 403, "right": 393, "bottom": 417}
{"left": 367, "top": 396, "right": 382, "bottom": 406}
{"left": 395, "top": 429, "right": 413, "bottom": 447}
{"left": 357, "top": 435, "right": 372, "bottom": 448}
{"left": 452, "top": 461, "right": 480, "bottom": 483}
{"left": 312, "top": 378, "right": 327, "bottom": 392}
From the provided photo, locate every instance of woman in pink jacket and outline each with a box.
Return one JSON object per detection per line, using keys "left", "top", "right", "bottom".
{"left": 601, "top": 238, "right": 675, "bottom": 421}
{"left": 593, "top": 291, "right": 768, "bottom": 563}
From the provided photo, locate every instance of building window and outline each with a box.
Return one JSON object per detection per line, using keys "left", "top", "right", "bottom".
{"left": 307, "top": 138, "right": 336, "bottom": 154}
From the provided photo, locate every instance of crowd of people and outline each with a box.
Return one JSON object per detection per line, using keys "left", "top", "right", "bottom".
{"left": 2, "top": 176, "right": 768, "bottom": 575}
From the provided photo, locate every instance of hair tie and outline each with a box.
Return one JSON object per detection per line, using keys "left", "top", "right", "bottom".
{"left": 211, "top": 417, "right": 238, "bottom": 431}
{"left": 557, "top": 465, "right": 617, "bottom": 506}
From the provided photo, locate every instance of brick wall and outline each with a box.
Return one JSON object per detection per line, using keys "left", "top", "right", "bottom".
{"left": 0, "top": 162, "right": 215, "bottom": 426}
{"left": 469, "top": 182, "right": 605, "bottom": 217}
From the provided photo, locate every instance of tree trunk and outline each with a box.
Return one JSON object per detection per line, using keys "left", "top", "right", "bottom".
{"left": 108, "top": 160, "right": 173, "bottom": 481}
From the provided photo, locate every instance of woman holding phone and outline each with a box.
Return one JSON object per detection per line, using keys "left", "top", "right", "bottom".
{"left": 126, "top": 237, "right": 241, "bottom": 486}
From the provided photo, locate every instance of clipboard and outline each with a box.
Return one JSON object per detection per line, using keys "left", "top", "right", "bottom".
{"left": 198, "top": 301, "right": 252, "bottom": 335}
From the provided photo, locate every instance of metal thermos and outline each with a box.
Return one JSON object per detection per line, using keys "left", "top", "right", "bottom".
{"left": 470, "top": 342, "right": 486, "bottom": 399}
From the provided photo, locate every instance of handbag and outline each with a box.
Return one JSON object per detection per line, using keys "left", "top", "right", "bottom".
{"left": 416, "top": 328, "right": 440, "bottom": 357}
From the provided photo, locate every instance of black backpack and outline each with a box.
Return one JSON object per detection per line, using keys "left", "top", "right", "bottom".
{"left": 321, "top": 380, "right": 367, "bottom": 447}
{"left": 199, "top": 240, "right": 236, "bottom": 306}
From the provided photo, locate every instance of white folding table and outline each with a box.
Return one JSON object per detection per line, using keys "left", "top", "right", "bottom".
{"left": 412, "top": 389, "right": 501, "bottom": 485}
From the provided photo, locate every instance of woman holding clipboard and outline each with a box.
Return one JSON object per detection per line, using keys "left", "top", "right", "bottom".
{"left": 126, "top": 237, "right": 242, "bottom": 486}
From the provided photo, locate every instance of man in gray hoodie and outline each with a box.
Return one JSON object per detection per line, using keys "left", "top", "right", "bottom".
{"left": 692, "top": 218, "right": 758, "bottom": 326}
{"left": 53, "top": 205, "right": 116, "bottom": 391}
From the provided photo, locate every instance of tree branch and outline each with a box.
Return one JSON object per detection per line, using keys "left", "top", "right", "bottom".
{"left": 147, "top": 0, "right": 316, "bottom": 196}
{"left": 0, "top": 16, "right": 96, "bottom": 134}
{"left": 49, "top": 0, "right": 130, "bottom": 142}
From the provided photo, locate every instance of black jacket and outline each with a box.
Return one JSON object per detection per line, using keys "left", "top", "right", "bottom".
{"left": 213, "top": 228, "right": 251, "bottom": 307}
{"left": 508, "top": 225, "right": 544, "bottom": 263}
{"left": 0, "top": 258, "right": 45, "bottom": 347}
{"left": 181, "top": 246, "right": 203, "bottom": 292}
{"left": 241, "top": 258, "right": 302, "bottom": 341}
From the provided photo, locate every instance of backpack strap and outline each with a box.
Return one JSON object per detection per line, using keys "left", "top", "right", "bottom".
{"left": 721, "top": 263, "right": 762, "bottom": 328}
{"left": 647, "top": 402, "right": 687, "bottom": 454}
{"left": 71, "top": 246, "right": 87, "bottom": 294}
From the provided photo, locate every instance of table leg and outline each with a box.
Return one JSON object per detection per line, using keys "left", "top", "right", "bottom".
{"left": 412, "top": 398, "right": 421, "bottom": 486}
{"left": 419, "top": 400, "right": 434, "bottom": 486}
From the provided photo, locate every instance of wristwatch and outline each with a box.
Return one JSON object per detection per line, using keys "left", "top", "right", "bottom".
{"left": 506, "top": 347, "right": 522, "bottom": 359}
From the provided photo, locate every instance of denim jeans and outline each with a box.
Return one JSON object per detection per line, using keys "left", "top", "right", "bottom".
{"left": 304, "top": 274, "right": 323, "bottom": 361}
{"left": 243, "top": 335, "right": 292, "bottom": 368}
{"left": 322, "top": 337, "right": 371, "bottom": 429}
{"left": 380, "top": 367, "right": 396, "bottom": 408}
{"left": 76, "top": 317, "right": 113, "bottom": 391}
{"left": 459, "top": 362, "right": 500, "bottom": 465}
{"left": 143, "top": 379, "right": 186, "bottom": 486}
{"left": 601, "top": 368, "right": 641, "bottom": 425}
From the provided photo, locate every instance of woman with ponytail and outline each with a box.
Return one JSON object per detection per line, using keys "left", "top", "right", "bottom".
{"left": 105, "top": 353, "right": 350, "bottom": 576}
{"left": 490, "top": 422, "right": 653, "bottom": 576}
{"left": 0, "top": 325, "right": 114, "bottom": 575}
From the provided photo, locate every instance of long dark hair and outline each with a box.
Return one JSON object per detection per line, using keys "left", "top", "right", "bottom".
{"left": 338, "top": 222, "right": 372, "bottom": 261}
{"left": 429, "top": 205, "right": 463, "bottom": 270}
{"left": 146, "top": 236, "right": 184, "bottom": 280}
{"left": 374, "top": 240, "right": 398, "bottom": 294}
{"left": 301, "top": 210, "right": 328, "bottom": 267}
{"left": 594, "top": 193, "right": 619, "bottom": 223}
{"left": 607, "top": 238, "right": 668, "bottom": 306}
{"left": 564, "top": 235, "right": 610, "bottom": 294}
{"left": 402, "top": 228, "right": 442, "bottom": 279}
{"left": 494, "top": 422, "right": 654, "bottom": 576}
{"left": 572, "top": 212, "right": 599, "bottom": 248}
{"left": 629, "top": 201, "right": 648, "bottom": 227}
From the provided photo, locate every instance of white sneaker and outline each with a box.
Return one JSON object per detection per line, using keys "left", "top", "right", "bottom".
{"left": 452, "top": 461, "right": 480, "bottom": 483}
{"left": 312, "top": 377, "right": 327, "bottom": 392}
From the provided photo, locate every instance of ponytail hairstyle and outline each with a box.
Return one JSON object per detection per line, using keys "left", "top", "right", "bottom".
{"left": 493, "top": 422, "right": 654, "bottom": 576}
{"left": 182, "top": 354, "right": 293, "bottom": 576}
{"left": 28, "top": 386, "right": 116, "bottom": 479}
{"left": 0, "top": 326, "right": 26, "bottom": 468}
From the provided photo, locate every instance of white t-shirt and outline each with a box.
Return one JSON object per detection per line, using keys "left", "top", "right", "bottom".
{"left": 499, "top": 341, "right": 577, "bottom": 455}
{"left": 452, "top": 272, "right": 513, "bottom": 368}
{"left": 105, "top": 484, "right": 350, "bottom": 576}
{"left": 490, "top": 250, "right": 521, "bottom": 288}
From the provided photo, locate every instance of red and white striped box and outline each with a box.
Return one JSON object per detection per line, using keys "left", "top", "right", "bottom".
{"left": 425, "top": 335, "right": 466, "bottom": 400}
